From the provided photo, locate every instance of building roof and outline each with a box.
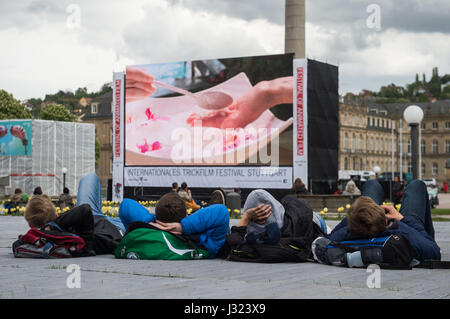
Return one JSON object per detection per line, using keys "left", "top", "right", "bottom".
{"left": 353, "top": 99, "right": 450, "bottom": 118}
{"left": 81, "top": 91, "right": 112, "bottom": 120}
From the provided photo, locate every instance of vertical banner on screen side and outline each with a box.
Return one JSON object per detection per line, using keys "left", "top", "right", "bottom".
{"left": 293, "top": 59, "right": 308, "bottom": 187}
{"left": 112, "top": 72, "right": 125, "bottom": 202}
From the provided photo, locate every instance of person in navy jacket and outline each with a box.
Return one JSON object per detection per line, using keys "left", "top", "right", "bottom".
{"left": 329, "top": 179, "right": 441, "bottom": 262}
{"left": 119, "top": 193, "right": 229, "bottom": 258}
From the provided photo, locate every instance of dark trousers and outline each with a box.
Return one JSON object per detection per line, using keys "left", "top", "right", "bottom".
{"left": 362, "top": 179, "right": 435, "bottom": 239}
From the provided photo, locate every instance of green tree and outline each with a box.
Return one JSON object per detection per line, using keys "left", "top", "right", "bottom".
{"left": 39, "top": 104, "right": 76, "bottom": 122}
{"left": 0, "top": 90, "right": 32, "bottom": 119}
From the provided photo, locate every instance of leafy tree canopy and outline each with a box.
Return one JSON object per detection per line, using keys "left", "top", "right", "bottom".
{"left": 0, "top": 90, "right": 32, "bottom": 119}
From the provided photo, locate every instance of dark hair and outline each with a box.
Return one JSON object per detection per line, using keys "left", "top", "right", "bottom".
{"left": 180, "top": 182, "right": 188, "bottom": 190}
{"left": 292, "top": 178, "right": 306, "bottom": 191}
{"left": 14, "top": 188, "right": 22, "bottom": 194}
{"left": 172, "top": 182, "right": 178, "bottom": 189}
{"left": 347, "top": 196, "right": 387, "bottom": 237}
{"left": 155, "top": 193, "right": 187, "bottom": 223}
{"left": 33, "top": 187, "right": 43, "bottom": 196}
{"left": 63, "top": 187, "right": 70, "bottom": 194}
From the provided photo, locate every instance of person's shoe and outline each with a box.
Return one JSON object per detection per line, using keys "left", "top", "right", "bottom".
{"left": 311, "top": 237, "right": 332, "bottom": 264}
{"left": 208, "top": 189, "right": 226, "bottom": 206}
{"left": 311, "top": 237, "right": 347, "bottom": 266}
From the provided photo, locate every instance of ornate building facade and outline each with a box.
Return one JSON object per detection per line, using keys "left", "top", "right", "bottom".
{"left": 339, "top": 97, "right": 450, "bottom": 186}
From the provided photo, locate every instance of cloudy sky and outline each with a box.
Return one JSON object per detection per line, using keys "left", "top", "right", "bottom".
{"left": 1, "top": 0, "right": 449, "bottom": 100}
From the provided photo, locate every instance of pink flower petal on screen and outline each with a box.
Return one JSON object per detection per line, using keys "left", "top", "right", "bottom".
{"left": 145, "top": 107, "right": 154, "bottom": 121}
{"left": 151, "top": 141, "right": 162, "bottom": 151}
{"left": 137, "top": 139, "right": 150, "bottom": 153}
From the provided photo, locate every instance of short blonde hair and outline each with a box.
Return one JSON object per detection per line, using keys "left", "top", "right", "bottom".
{"left": 24, "top": 195, "right": 57, "bottom": 229}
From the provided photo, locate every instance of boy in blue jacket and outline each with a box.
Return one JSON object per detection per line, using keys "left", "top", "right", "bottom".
{"left": 119, "top": 193, "right": 229, "bottom": 258}
{"left": 328, "top": 179, "right": 441, "bottom": 262}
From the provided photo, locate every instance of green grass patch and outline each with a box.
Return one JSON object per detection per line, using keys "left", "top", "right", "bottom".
{"left": 432, "top": 209, "right": 450, "bottom": 215}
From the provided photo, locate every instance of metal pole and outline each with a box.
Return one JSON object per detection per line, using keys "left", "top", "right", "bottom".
{"left": 391, "top": 120, "right": 394, "bottom": 180}
{"left": 410, "top": 123, "right": 419, "bottom": 180}
{"left": 63, "top": 173, "right": 66, "bottom": 191}
{"left": 419, "top": 124, "right": 422, "bottom": 179}
{"left": 390, "top": 121, "right": 394, "bottom": 202}
{"left": 399, "top": 120, "right": 402, "bottom": 180}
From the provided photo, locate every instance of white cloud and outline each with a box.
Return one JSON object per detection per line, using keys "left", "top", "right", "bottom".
{"left": 120, "top": 1, "right": 283, "bottom": 64}
{"left": 0, "top": 0, "right": 449, "bottom": 100}
{"left": 0, "top": 0, "right": 284, "bottom": 100}
{"left": 306, "top": 21, "right": 450, "bottom": 94}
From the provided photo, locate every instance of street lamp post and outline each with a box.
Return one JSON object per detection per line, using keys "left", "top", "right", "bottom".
{"left": 62, "top": 167, "right": 68, "bottom": 191}
{"left": 373, "top": 165, "right": 381, "bottom": 178}
{"left": 403, "top": 105, "right": 424, "bottom": 181}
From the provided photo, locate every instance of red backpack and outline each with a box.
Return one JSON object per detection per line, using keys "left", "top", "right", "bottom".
{"left": 13, "top": 222, "right": 86, "bottom": 258}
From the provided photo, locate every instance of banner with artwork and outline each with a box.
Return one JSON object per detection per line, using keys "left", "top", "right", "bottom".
{"left": 0, "top": 120, "right": 32, "bottom": 156}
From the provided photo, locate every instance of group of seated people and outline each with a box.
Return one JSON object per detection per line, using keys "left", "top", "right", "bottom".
{"left": 18, "top": 172, "right": 441, "bottom": 267}
{"left": 6, "top": 186, "right": 74, "bottom": 212}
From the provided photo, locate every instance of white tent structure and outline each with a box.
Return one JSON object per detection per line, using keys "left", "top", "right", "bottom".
{"left": 0, "top": 119, "right": 95, "bottom": 197}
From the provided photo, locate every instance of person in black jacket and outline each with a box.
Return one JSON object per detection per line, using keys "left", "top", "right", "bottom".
{"left": 326, "top": 179, "right": 440, "bottom": 262}
{"left": 223, "top": 191, "right": 326, "bottom": 262}
{"left": 23, "top": 173, "right": 123, "bottom": 255}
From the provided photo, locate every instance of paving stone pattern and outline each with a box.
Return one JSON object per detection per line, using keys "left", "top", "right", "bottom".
{"left": 0, "top": 216, "right": 449, "bottom": 299}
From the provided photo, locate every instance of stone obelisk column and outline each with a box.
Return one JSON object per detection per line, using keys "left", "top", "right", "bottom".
{"left": 285, "top": 0, "right": 306, "bottom": 58}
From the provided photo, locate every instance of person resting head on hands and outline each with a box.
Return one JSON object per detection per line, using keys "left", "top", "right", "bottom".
{"left": 119, "top": 193, "right": 230, "bottom": 258}
{"left": 238, "top": 190, "right": 285, "bottom": 245}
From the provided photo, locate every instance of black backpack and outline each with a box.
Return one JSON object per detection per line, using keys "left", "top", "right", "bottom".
{"left": 91, "top": 215, "right": 123, "bottom": 255}
{"left": 312, "top": 234, "right": 414, "bottom": 270}
{"left": 223, "top": 195, "right": 326, "bottom": 263}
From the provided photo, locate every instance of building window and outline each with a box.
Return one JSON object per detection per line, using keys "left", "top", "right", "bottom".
{"left": 421, "top": 140, "right": 426, "bottom": 154}
{"left": 344, "top": 133, "right": 348, "bottom": 150}
{"left": 432, "top": 163, "right": 438, "bottom": 175}
{"left": 359, "top": 135, "right": 363, "bottom": 151}
{"left": 432, "top": 122, "right": 438, "bottom": 130}
{"left": 432, "top": 140, "right": 438, "bottom": 154}
{"left": 91, "top": 102, "right": 99, "bottom": 114}
{"left": 446, "top": 140, "right": 450, "bottom": 154}
{"left": 446, "top": 122, "right": 450, "bottom": 129}
{"left": 421, "top": 163, "right": 425, "bottom": 176}
{"left": 344, "top": 157, "right": 348, "bottom": 170}
{"left": 351, "top": 133, "right": 355, "bottom": 151}
{"left": 421, "top": 122, "right": 425, "bottom": 129}
{"left": 407, "top": 139, "right": 411, "bottom": 154}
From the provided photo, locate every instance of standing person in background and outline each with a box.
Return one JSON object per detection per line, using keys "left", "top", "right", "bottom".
{"left": 59, "top": 187, "right": 75, "bottom": 210}
{"left": 178, "top": 182, "right": 200, "bottom": 213}
{"left": 170, "top": 182, "right": 179, "bottom": 193}
{"left": 392, "top": 175, "right": 404, "bottom": 205}
{"left": 291, "top": 178, "right": 310, "bottom": 195}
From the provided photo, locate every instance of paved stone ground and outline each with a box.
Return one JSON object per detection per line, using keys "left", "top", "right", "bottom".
{"left": 0, "top": 216, "right": 449, "bottom": 299}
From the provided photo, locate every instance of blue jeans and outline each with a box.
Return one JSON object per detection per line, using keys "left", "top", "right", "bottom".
{"left": 362, "top": 179, "right": 435, "bottom": 239}
{"left": 76, "top": 173, "right": 126, "bottom": 234}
